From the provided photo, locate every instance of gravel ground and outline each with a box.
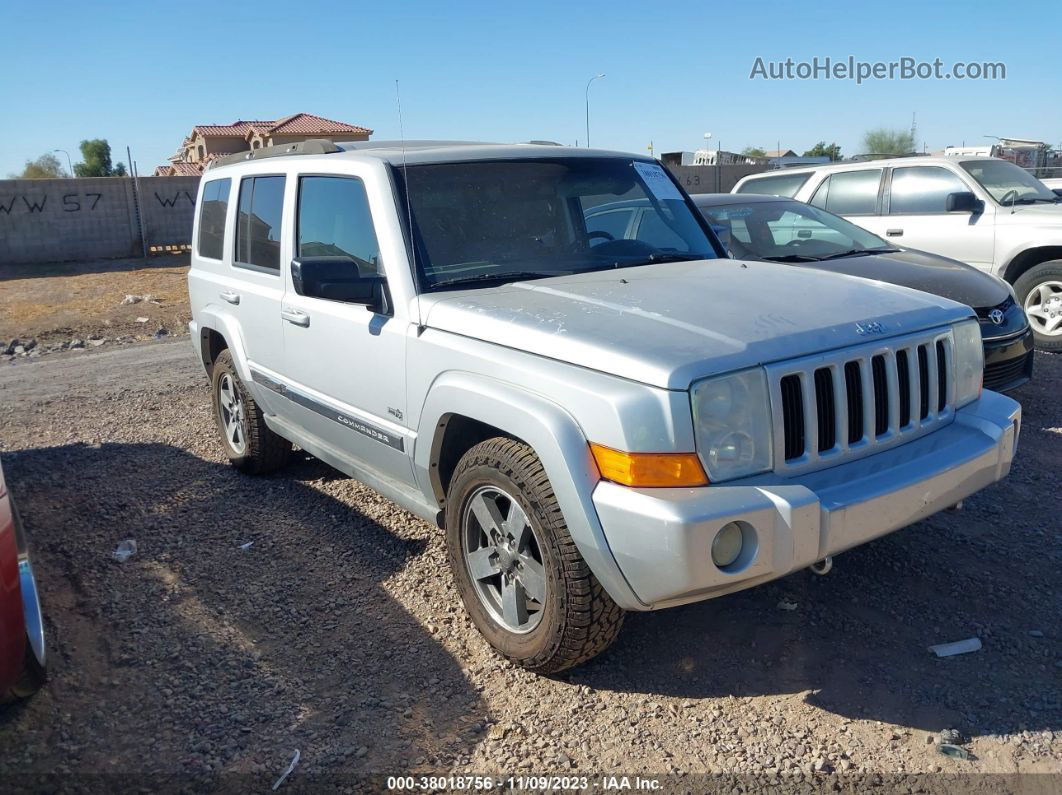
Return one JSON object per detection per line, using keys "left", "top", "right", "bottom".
{"left": 0, "top": 257, "right": 189, "bottom": 359}
{"left": 0, "top": 341, "right": 1059, "bottom": 789}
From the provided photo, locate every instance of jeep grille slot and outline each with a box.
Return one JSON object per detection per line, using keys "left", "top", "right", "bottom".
{"left": 871, "top": 355, "right": 889, "bottom": 437}
{"left": 780, "top": 374, "right": 805, "bottom": 460}
{"left": 814, "top": 368, "right": 835, "bottom": 453}
{"left": 768, "top": 327, "right": 956, "bottom": 476}
{"left": 844, "top": 361, "right": 863, "bottom": 444}
{"left": 917, "top": 345, "right": 930, "bottom": 419}
{"left": 936, "top": 340, "right": 948, "bottom": 412}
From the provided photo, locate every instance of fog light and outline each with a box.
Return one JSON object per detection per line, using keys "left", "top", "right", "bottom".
{"left": 711, "top": 522, "right": 744, "bottom": 568}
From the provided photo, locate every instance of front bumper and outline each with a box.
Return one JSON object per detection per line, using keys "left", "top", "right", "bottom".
{"left": 982, "top": 327, "right": 1034, "bottom": 392}
{"left": 593, "top": 390, "right": 1020, "bottom": 609}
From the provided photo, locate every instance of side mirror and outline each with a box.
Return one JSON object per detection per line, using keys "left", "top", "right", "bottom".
{"left": 1052, "top": 188, "right": 1062, "bottom": 198}
{"left": 946, "top": 191, "right": 984, "bottom": 214}
{"left": 290, "top": 256, "right": 390, "bottom": 314}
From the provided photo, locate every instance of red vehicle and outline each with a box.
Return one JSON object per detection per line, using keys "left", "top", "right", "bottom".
{"left": 0, "top": 459, "right": 45, "bottom": 702}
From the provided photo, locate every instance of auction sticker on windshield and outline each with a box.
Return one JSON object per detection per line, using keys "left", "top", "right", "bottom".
{"left": 632, "top": 161, "right": 683, "bottom": 201}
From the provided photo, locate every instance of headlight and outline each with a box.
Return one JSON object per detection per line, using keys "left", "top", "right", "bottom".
{"left": 952, "top": 319, "right": 983, "bottom": 407}
{"left": 690, "top": 368, "right": 773, "bottom": 482}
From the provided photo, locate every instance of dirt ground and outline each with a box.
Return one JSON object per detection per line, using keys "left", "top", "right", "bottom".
{"left": 0, "top": 257, "right": 191, "bottom": 349}
{"left": 0, "top": 340, "right": 1058, "bottom": 792}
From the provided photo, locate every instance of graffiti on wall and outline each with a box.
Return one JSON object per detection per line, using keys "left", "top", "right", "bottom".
{"left": 0, "top": 189, "right": 196, "bottom": 215}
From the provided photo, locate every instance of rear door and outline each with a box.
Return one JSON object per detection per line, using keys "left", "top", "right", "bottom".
{"left": 880, "top": 165, "right": 996, "bottom": 269}
{"left": 188, "top": 172, "right": 288, "bottom": 413}
{"left": 806, "top": 168, "right": 887, "bottom": 236}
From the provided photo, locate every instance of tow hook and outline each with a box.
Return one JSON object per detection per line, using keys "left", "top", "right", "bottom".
{"left": 810, "top": 556, "right": 833, "bottom": 576}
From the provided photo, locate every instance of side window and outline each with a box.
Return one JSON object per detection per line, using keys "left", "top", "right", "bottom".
{"left": 197, "top": 178, "right": 231, "bottom": 260}
{"left": 297, "top": 176, "right": 382, "bottom": 275}
{"left": 734, "top": 172, "right": 810, "bottom": 198}
{"left": 809, "top": 177, "right": 830, "bottom": 209}
{"left": 235, "top": 175, "right": 286, "bottom": 271}
{"left": 585, "top": 208, "right": 635, "bottom": 243}
{"left": 635, "top": 209, "right": 690, "bottom": 251}
{"left": 888, "top": 166, "right": 969, "bottom": 214}
{"left": 821, "top": 169, "right": 881, "bottom": 215}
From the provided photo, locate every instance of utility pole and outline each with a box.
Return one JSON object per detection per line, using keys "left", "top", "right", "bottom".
{"left": 53, "top": 149, "right": 73, "bottom": 177}
{"left": 584, "top": 74, "right": 605, "bottom": 148}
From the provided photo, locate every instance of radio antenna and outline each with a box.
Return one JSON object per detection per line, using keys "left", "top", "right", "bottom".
{"left": 395, "top": 79, "right": 416, "bottom": 279}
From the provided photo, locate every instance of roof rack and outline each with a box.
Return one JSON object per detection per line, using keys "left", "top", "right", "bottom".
{"left": 209, "top": 138, "right": 342, "bottom": 170}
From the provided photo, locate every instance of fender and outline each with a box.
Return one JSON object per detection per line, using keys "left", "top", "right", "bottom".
{"left": 194, "top": 305, "right": 254, "bottom": 384}
{"left": 414, "top": 372, "right": 646, "bottom": 610}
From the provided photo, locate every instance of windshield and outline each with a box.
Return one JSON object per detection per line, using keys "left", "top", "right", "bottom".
{"left": 394, "top": 157, "right": 720, "bottom": 290}
{"left": 960, "top": 159, "right": 1058, "bottom": 205}
{"left": 697, "top": 199, "right": 893, "bottom": 262}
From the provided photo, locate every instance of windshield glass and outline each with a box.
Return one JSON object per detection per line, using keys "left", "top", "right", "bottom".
{"left": 395, "top": 157, "right": 719, "bottom": 290}
{"left": 697, "top": 199, "right": 892, "bottom": 262}
{"left": 960, "top": 159, "right": 1057, "bottom": 205}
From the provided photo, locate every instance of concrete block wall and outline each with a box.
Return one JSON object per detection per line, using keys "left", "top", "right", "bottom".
{"left": 0, "top": 176, "right": 200, "bottom": 265}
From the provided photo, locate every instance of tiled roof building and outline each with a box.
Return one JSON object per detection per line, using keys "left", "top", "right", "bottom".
{"left": 154, "top": 113, "right": 372, "bottom": 175}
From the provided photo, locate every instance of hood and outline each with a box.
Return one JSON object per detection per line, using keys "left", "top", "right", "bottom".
{"left": 420, "top": 260, "right": 973, "bottom": 389}
{"left": 998, "top": 203, "right": 1062, "bottom": 224}
{"left": 793, "top": 248, "right": 1009, "bottom": 311}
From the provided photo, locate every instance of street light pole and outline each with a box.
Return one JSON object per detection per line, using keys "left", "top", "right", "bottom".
{"left": 585, "top": 74, "right": 605, "bottom": 148}
{"left": 53, "top": 149, "right": 73, "bottom": 178}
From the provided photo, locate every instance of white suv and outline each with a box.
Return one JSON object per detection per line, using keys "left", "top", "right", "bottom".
{"left": 187, "top": 140, "right": 1020, "bottom": 671}
{"left": 734, "top": 157, "right": 1062, "bottom": 351}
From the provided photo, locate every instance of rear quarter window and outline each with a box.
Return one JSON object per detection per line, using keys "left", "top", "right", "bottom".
{"left": 197, "top": 178, "right": 231, "bottom": 260}
{"left": 734, "top": 172, "right": 810, "bottom": 198}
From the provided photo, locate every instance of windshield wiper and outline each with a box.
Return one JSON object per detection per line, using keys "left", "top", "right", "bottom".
{"left": 612, "top": 252, "right": 705, "bottom": 267}
{"left": 1011, "top": 197, "right": 1060, "bottom": 205}
{"left": 431, "top": 270, "right": 563, "bottom": 288}
{"left": 816, "top": 249, "right": 877, "bottom": 260}
{"left": 763, "top": 253, "right": 821, "bottom": 262}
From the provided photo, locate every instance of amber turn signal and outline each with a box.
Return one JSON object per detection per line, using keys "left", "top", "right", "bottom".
{"left": 590, "top": 444, "right": 709, "bottom": 488}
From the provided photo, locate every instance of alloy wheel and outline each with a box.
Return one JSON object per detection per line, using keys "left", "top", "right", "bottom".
{"left": 461, "top": 485, "right": 547, "bottom": 634}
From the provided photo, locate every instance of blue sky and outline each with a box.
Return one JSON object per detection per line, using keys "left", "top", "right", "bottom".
{"left": 3, "top": 0, "right": 1060, "bottom": 176}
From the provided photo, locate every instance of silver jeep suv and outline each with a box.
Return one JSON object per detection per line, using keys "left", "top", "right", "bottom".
{"left": 188, "top": 141, "right": 1020, "bottom": 672}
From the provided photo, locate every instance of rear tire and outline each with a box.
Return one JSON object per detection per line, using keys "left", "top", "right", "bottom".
{"left": 1014, "top": 260, "right": 1062, "bottom": 352}
{"left": 211, "top": 350, "right": 291, "bottom": 474}
{"left": 445, "top": 437, "right": 624, "bottom": 673}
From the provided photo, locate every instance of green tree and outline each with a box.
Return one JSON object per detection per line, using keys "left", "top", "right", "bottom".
{"left": 73, "top": 138, "right": 116, "bottom": 177}
{"left": 741, "top": 146, "right": 767, "bottom": 158}
{"left": 862, "top": 128, "right": 915, "bottom": 156}
{"left": 803, "top": 141, "right": 842, "bottom": 161}
{"left": 112, "top": 162, "right": 128, "bottom": 177}
{"left": 12, "top": 153, "right": 67, "bottom": 179}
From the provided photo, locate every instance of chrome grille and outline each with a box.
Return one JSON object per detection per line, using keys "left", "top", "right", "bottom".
{"left": 767, "top": 328, "right": 955, "bottom": 475}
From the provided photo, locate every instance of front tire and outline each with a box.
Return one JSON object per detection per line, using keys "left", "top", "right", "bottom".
{"left": 211, "top": 350, "right": 291, "bottom": 474}
{"left": 445, "top": 437, "right": 624, "bottom": 673}
{"left": 1014, "top": 260, "right": 1062, "bottom": 352}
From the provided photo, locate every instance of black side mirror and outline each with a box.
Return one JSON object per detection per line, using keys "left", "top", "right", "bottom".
{"left": 290, "top": 256, "right": 390, "bottom": 314}
{"left": 946, "top": 191, "right": 984, "bottom": 214}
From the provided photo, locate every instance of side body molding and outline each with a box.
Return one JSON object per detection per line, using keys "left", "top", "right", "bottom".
{"left": 414, "top": 372, "right": 645, "bottom": 610}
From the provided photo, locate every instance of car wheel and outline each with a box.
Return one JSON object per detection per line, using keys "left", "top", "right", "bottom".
{"left": 1014, "top": 260, "right": 1062, "bottom": 352}
{"left": 445, "top": 437, "right": 624, "bottom": 673}
{"left": 1, "top": 503, "right": 46, "bottom": 703}
{"left": 211, "top": 350, "right": 291, "bottom": 474}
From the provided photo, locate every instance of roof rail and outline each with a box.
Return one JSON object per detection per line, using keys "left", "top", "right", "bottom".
{"left": 209, "top": 138, "right": 342, "bottom": 170}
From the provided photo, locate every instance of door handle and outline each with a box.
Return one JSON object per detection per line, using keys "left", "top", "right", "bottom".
{"left": 886, "top": 228, "right": 904, "bottom": 237}
{"left": 219, "top": 290, "right": 240, "bottom": 305}
{"left": 281, "top": 308, "right": 310, "bottom": 327}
